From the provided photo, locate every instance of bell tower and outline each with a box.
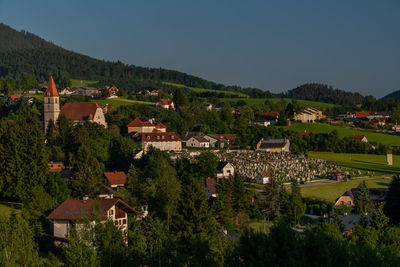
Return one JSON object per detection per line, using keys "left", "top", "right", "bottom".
{"left": 44, "top": 76, "right": 60, "bottom": 132}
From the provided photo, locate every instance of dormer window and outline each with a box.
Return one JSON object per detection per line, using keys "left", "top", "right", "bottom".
{"left": 157, "top": 136, "right": 160, "bottom": 140}
{"left": 171, "top": 135, "right": 174, "bottom": 139}
{"left": 147, "top": 136, "right": 150, "bottom": 140}
{"left": 162, "top": 135, "right": 165, "bottom": 140}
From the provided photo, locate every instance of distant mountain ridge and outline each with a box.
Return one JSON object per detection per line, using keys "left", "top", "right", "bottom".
{"left": 383, "top": 90, "right": 400, "bottom": 100}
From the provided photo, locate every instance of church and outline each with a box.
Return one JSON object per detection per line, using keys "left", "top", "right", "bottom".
{"left": 44, "top": 77, "right": 107, "bottom": 131}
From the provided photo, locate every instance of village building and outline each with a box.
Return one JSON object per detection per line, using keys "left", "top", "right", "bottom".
{"left": 72, "top": 86, "right": 101, "bottom": 98}
{"left": 354, "top": 111, "right": 370, "bottom": 119}
{"left": 217, "top": 161, "right": 235, "bottom": 178}
{"left": 44, "top": 77, "right": 107, "bottom": 131}
{"left": 349, "top": 135, "right": 368, "bottom": 143}
{"left": 186, "top": 135, "right": 210, "bottom": 148}
{"left": 205, "top": 177, "right": 218, "bottom": 198}
{"left": 259, "top": 112, "right": 279, "bottom": 125}
{"left": 204, "top": 134, "right": 236, "bottom": 148}
{"left": 256, "top": 171, "right": 272, "bottom": 184}
{"left": 334, "top": 188, "right": 388, "bottom": 208}
{"left": 48, "top": 161, "right": 65, "bottom": 172}
{"left": 148, "top": 89, "right": 160, "bottom": 96}
{"left": 47, "top": 197, "right": 138, "bottom": 244}
{"left": 256, "top": 138, "right": 290, "bottom": 152}
{"left": 294, "top": 107, "right": 325, "bottom": 123}
{"left": 127, "top": 117, "right": 166, "bottom": 134}
{"left": 7, "top": 94, "right": 23, "bottom": 106}
{"left": 59, "top": 87, "right": 75, "bottom": 95}
{"left": 104, "top": 171, "right": 127, "bottom": 188}
{"left": 156, "top": 98, "right": 174, "bottom": 109}
{"left": 201, "top": 102, "right": 213, "bottom": 111}
{"left": 132, "top": 132, "right": 182, "bottom": 151}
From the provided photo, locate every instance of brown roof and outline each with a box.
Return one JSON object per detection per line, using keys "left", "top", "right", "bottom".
{"left": 45, "top": 76, "right": 59, "bottom": 97}
{"left": 350, "top": 135, "right": 367, "bottom": 141}
{"left": 207, "top": 134, "right": 237, "bottom": 143}
{"left": 355, "top": 111, "right": 370, "bottom": 119}
{"left": 192, "top": 135, "right": 209, "bottom": 143}
{"left": 258, "top": 171, "right": 271, "bottom": 177}
{"left": 8, "top": 95, "right": 23, "bottom": 101}
{"left": 60, "top": 102, "right": 100, "bottom": 121}
{"left": 104, "top": 171, "right": 127, "bottom": 186}
{"left": 260, "top": 112, "right": 279, "bottom": 120}
{"left": 47, "top": 197, "right": 137, "bottom": 220}
{"left": 158, "top": 98, "right": 173, "bottom": 105}
{"left": 205, "top": 178, "right": 218, "bottom": 195}
{"left": 48, "top": 161, "right": 65, "bottom": 172}
{"left": 127, "top": 117, "right": 166, "bottom": 129}
{"left": 141, "top": 132, "right": 181, "bottom": 142}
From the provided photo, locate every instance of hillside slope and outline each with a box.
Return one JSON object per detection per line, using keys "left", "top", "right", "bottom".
{"left": 383, "top": 90, "right": 400, "bottom": 100}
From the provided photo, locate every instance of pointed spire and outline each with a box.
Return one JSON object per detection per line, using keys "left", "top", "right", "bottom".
{"left": 45, "top": 76, "right": 59, "bottom": 97}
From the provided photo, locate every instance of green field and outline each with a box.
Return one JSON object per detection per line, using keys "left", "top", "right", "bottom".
{"left": 164, "top": 82, "right": 250, "bottom": 98}
{"left": 285, "top": 123, "right": 400, "bottom": 147}
{"left": 93, "top": 98, "right": 154, "bottom": 108}
{"left": 224, "top": 98, "right": 336, "bottom": 109}
{"left": 301, "top": 177, "right": 392, "bottom": 202}
{"left": 309, "top": 153, "right": 400, "bottom": 174}
{"left": 70, "top": 79, "right": 98, "bottom": 88}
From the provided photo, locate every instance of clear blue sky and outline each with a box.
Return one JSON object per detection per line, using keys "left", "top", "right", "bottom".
{"left": 0, "top": 0, "right": 399, "bottom": 97}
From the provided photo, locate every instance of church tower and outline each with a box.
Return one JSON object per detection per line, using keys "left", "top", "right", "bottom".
{"left": 44, "top": 76, "right": 60, "bottom": 132}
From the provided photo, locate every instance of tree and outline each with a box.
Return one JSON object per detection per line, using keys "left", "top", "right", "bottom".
{"left": 173, "top": 88, "right": 189, "bottom": 106}
{"left": 263, "top": 178, "right": 287, "bottom": 219}
{"left": 58, "top": 75, "right": 72, "bottom": 89}
{"left": 195, "top": 152, "right": 218, "bottom": 179}
{"left": 384, "top": 175, "right": 400, "bottom": 223}
{"left": 0, "top": 76, "right": 16, "bottom": 96}
{"left": 354, "top": 181, "right": 374, "bottom": 214}
{"left": 288, "top": 180, "right": 305, "bottom": 225}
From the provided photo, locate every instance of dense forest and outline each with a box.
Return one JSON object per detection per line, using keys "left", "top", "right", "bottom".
{"left": 384, "top": 90, "right": 400, "bottom": 100}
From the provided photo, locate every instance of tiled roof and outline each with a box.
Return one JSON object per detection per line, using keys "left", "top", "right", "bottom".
{"left": 355, "top": 111, "right": 370, "bottom": 119}
{"left": 350, "top": 135, "right": 367, "bottom": 141}
{"left": 48, "top": 161, "right": 65, "bottom": 172}
{"left": 104, "top": 171, "right": 127, "bottom": 186}
{"left": 158, "top": 98, "right": 173, "bottom": 105}
{"left": 47, "top": 197, "right": 138, "bottom": 220}
{"left": 259, "top": 138, "right": 289, "bottom": 149}
{"left": 192, "top": 135, "right": 209, "bottom": 143}
{"left": 127, "top": 117, "right": 166, "bottom": 129}
{"left": 260, "top": 112, "right": 279, "bottom": 119}
{"left": 8, "top": 95, "right": 23, "bottom": 101}
{"left": 207, "top": 134, "right": 236, "bottom": 143}
{"left": 205, "top": 178, "right": 218, "bottom": 195}
{"left": 258, "top": 171, "right": 271, "bottom": 177}
{"left": 44, "top": 76, "right": 59, "bottom": 97}
{"left": 140, "top": 132, "right": 181, "bottom": 142}
{"left": 60, "top": 102, "right": 100, "bottom": 121}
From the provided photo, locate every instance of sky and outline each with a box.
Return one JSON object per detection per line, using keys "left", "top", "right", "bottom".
{"left": 0, "top": 0, "right": 399, "bottom": 97}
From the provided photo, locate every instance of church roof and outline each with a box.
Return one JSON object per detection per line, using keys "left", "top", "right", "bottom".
{"left": 60, "top": 102, "right": 101, "bottom": 121}
{"left": 45, "top": 76, "right": 59, "bottom": 97}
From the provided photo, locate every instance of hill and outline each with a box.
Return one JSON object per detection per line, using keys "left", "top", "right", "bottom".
{"left": 383, "top": 90, "right": 400, "bottom": 100}
{"left": 0, "top": 23, "right": 279, "bottom": 98}
{"left": 286, "top": 83, "right": 364, "bottom": 107}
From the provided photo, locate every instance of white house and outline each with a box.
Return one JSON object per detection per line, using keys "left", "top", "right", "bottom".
{"left": 256, "top": 172, "right": 271, "bottom": 184}
{"left": 186, "top": 136, "right": 210, "bottom": 148}
{"left": 217, "top": 162, "right": 234, "bottom": 178}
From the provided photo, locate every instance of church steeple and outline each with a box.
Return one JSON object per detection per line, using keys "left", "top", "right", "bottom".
{"left": 44, "top": 76, "right": 60, "bottom": 132}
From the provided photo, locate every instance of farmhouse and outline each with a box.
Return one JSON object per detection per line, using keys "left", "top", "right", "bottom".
{"left": 104, "top": 171, "right": 127, "bottom": 188}
{"left": 47, "top": 197, "right": 138, "bottom": 243}
{"left": 72, "top": 87, "right": 101, "bottom": 98}
{"left": 186, "top": 135, "right": 210, "bottom": 148}
{"left": 350, "top": 135, "right": 368, "bottom": 143}
{"left": 127, "top": 117, "right": 166, "bottom": 134}
{"left": 217, "top": 162, "right": 234, "bottom": 178}
{"left": 334, "top": 188, "right": 388, "bottom": 208}
{"left": 204, "top": 134, "right": 236, "bottom": 148}
{"left": 294, "top": 107, "right": 325, "bottom": 123}
{"left": 256, "top": 138, "right": 290, "bottom": 152}
{"left": 156, "top": 98, "right": 174, "bottom": 109}
{"left": 256, "top": 171, "right": 272, "bottom": 184}
{"left": 7, "top": 94, "right": 23, "bottom": 105}
{"left": 48, "top": 161, "right": 65, "bottom": 172}
{"left": 132, "top": 132, "right": 182, "bottom": 151}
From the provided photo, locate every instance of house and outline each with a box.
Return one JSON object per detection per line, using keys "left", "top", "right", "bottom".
{"left": 260, "top": 112, "right": 279, "bottom": 124}
{"left": 60, "top": 102, "right": 107, "bottom": 128}
{"left": 104, "top": 171, "right": 127, "bottom": 188}
{"left": 256, "top": 172, "right": 272, "bottom": 184}
{"left": 204, "top": 134, "right": 237, "bottom": 148}
{"left": 217, "top": 162, "right": 234, "bottom": 178}
{"left": 253, "top": 120, "right": 271, "bottom": 127}
{"left": 156, "top": 98, "right": 174, "bottom": 109}
{"left": 186, "top": 135, "right": 210, "bottom": 148}
{"left": 205, "top": 177, "right": 218, "bottom": 198}
{"left": 334, "top": 188, "right": 388, "bottom": 208}
{"left": 7, "top": 95, "right": 23, "bottom": 105}
{"left": 181, "top": 131, "right": 204, "bottom": 142}
{"left": 327, "top": 171, "right": 348, "bottom": 181}
{"left": 256, "top": 138, "right": 290, "bottom": 152}
{"left": 102, "top": 85, "right": 119, "bottom": 98}
{"left": 127, "top": 118, "right": 167, "bottom": 134}
{"left": 47, "top": 197, "right": 138, "bottom": 244}
{"left": 350, "top": 135, "right": 368, "bottom": 143}
{"left": 294, "top": 107, "right": 325, "bottom": 123}
{"left": 355, "top": 111, "right": 370, "bottom": 119}
{"left": 338, "top": 214, "right": 372, "bottom": 232}
{"left": 132, "top": 132, "right": 182, "bottom": 151}
{"left": 72, "top": 87, "right": 101, "bottom": 98}
{"left": 201, "top": 102, "right": 213, "bottom": 111}
{"left": 148, "top": 89, "right": 160, "bottom": 96}
{"left": 48, "top": 161, "right": 65, "bottom": 172}
{"left": 59, "top": 87, "right": 75, "bottom": 95}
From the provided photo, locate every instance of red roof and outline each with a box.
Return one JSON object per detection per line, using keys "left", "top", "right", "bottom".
{"left": 104, "top": 171, "right": 127, "bottom": 186}
{"left": 127, "top": 117, "right": 166, "bottom": 129}
{"left": 355, "top": 111, "right": 370, "bottom": 119}
{"left": 140, "top": 132, "right": 181, "bottom": 142}
{"left": 260, "top": 112, "right": 279, "bottom": 119}
{"left": 205, "top": 177, "right": 218, "bottom": 195}
{"left": 298, "top": 131, "right": 314, "bottom": 135}
{"left": 48, "top": 161, "right": 65, "bottom": 172}
{"left": 8, "top": 95, "right": 23, "bottom": 101}
{"left": 60, "top": 102, "right": 100, "bottom": 121}
{"left": 350, "top": 135, "right": 367, "bottom": 141}
{"left": 47, "top": 198, "right": 138, "bottom": 220}
{"left": 158, "top": 99, "right": 173, "bottom": 105}
{"left": 45, "top": 76, "right": 59, "bottom": 97}
{"left": 258, "top": 171, "right": 271, "bottom": 177}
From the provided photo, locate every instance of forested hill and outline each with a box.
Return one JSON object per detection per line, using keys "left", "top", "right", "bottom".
{"left": 0, "top": 23, "right": 279, "bottom": 97}
{"left": 286, "top": 83, "right": 365, "bottom": 107}
{"left": 383, "top": 90, "right": 400, "bottom": 100}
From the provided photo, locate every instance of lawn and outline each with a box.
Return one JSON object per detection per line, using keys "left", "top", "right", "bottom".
{"left": 284, "top": 123, "right": 400, "bottom": 147}
{"left": 301, "top": 177, "right": 392, "bottom": 202}
{"left": 93, "top": 98, "right": 154, "bottom": 108}
{"left": 70, "top": 79, "right": 98, "bottom": 88}
{"left": 224, "top": 98, "right": 336, "bottom": 109}
{"left": 308, "top": 153, "right": 400, "bottom": 174}
{"left": 0, "top": 202, "right": 20, "bottom": 218}
{"left": 164, "top": 82, "right": 250, "bottom": 98}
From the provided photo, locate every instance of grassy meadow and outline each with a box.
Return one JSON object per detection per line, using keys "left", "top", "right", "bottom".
{"left": 164, "top": 82, "right": 250, "bottom": 98}
{"left": 224, "top": 98, "right": 336, "bottom": 109}
{"left": 0, "top": 202, "right": 21, "bottom": 218}
{"left": 301, "top": 177, "right": 392, "bottom": 202}
{"left": 309, "top": 152, "right": 400, "bottom": 174}
{"left": 285, "top": 123, "right": 400, "bottom": 147}
{"left": 70, "top": 79, "right": 98, "bottom": 88}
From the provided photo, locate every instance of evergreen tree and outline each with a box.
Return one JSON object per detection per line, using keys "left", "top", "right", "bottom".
{"left": 264, "top": 178, "right": 286, "bottom": 219}
{"left": 195, "top": 151, "right": 218, "bottom": 179}
{"left": 384, "top": 175, "right": 400, "bottom": 223}
{"left": 173, "top": 88, "right": 189, "bottom": 106}
{"left": 354, "top": 181, "right": 374, "bottom": 214}
{"left": 288, "top": 180, "right": 305, "bottom": 225}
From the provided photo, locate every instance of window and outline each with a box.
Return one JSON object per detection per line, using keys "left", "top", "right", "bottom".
{"left": 171, "top": 135, "right": 174, "bottom": 139}
{"left": 157, "top": 136, "right": 160, "bottom": 140}
{"left": 123, "top": 219, "right": 127, "bottom": 224}
{"left": 347, "top": 201, "right": 352, "bottom": 205}
{"left": 48, "top": 98, "right": 50, "bottom": 104}
{"left": 340, "top": 201, "right": 344, "bottom": 205}
{"left": 109, "top": 209, "right": 113, "bottom": 215}
{"left": 55, "top": 98, "right": 57, "bottom": 103}
{"left": 162, "top": 135, "right": 165, "bottom": 140}
{"left": 115, "top": 221, "right": 118, "bottom": 226}
{"left": 147, "top": 136, "right": 150, "bottom": 140}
